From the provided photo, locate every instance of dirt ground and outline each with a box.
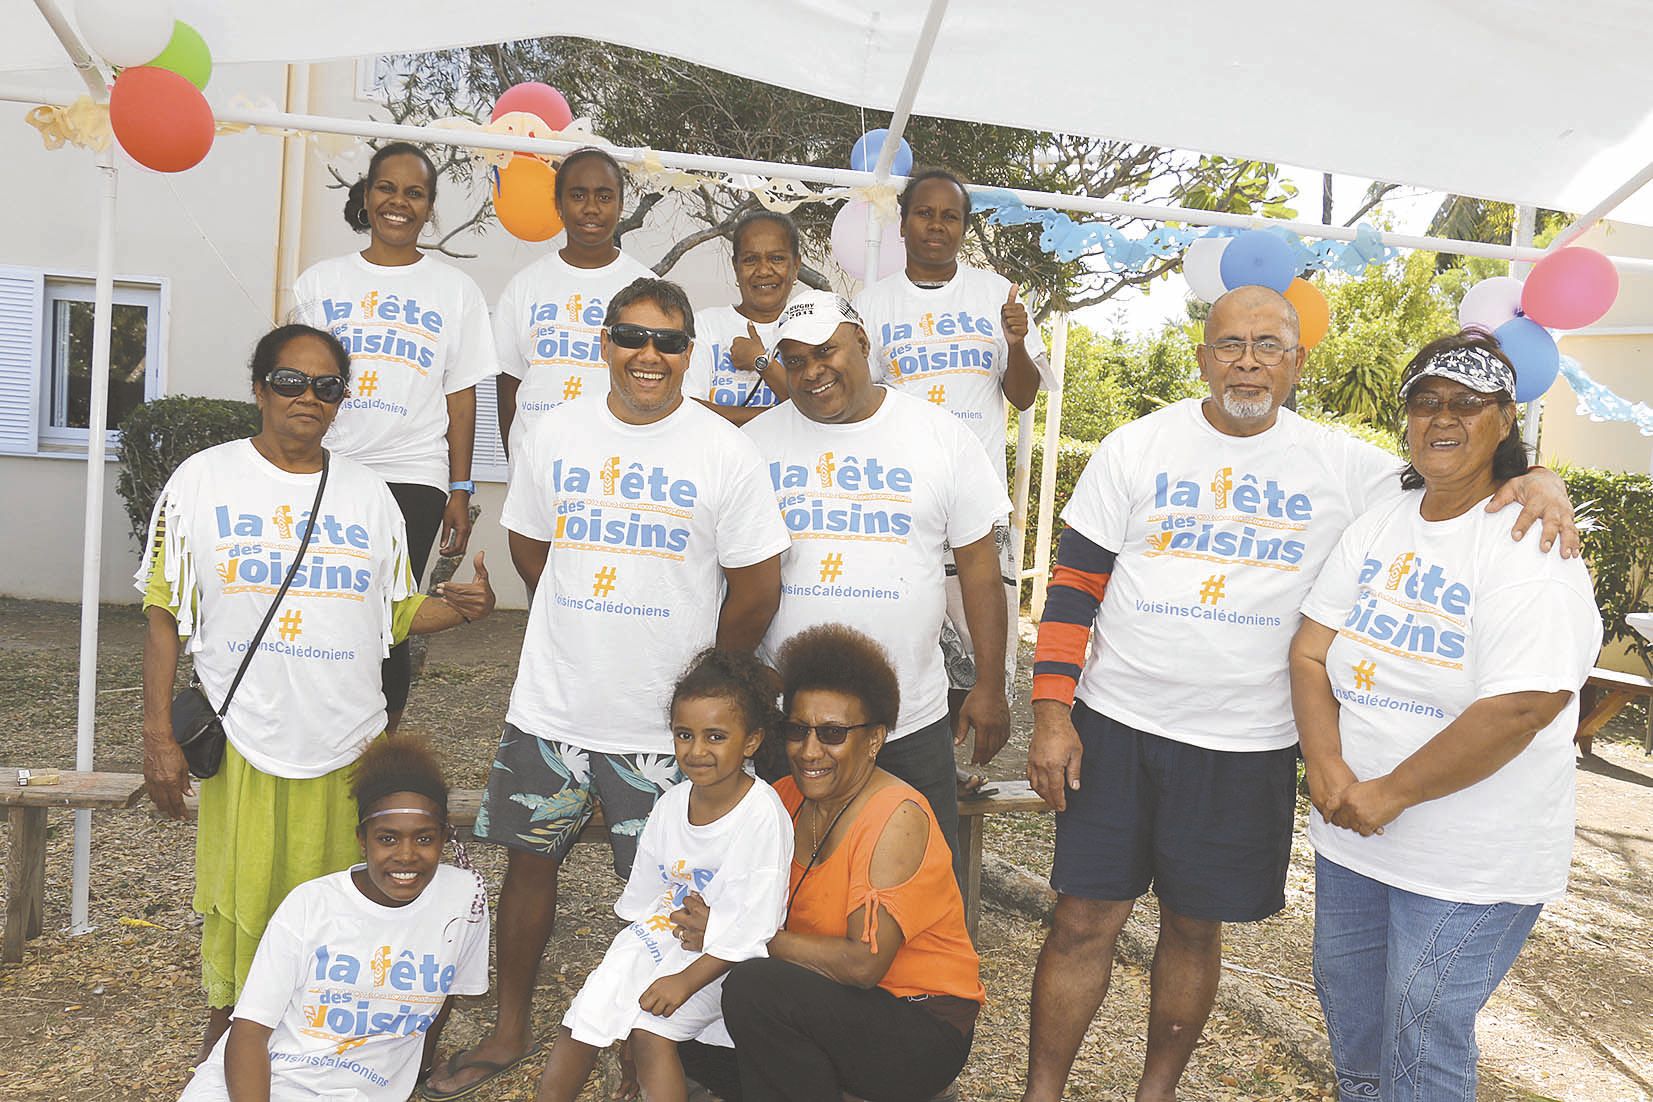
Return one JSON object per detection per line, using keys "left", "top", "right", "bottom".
{"left": 1, "top": 597, "right": 1650, "bottom": 1101}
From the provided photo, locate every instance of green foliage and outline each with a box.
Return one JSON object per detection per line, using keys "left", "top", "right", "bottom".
{"left": 115, "top": 396, "right": 260, "bottom": 544}
{"left": 1010, "top": 437, "right": 1099, "bottom": 569}
{"left": 1559, "top": 467, "right": 1653, "bottom": 672}
{"left": 1027, "top": 322, "right": 1203, "bottom": 443}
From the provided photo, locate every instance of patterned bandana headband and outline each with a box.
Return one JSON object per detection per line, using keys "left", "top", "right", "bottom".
{"left": 1399, "top": 346, "right": 1516, "bottom": 399}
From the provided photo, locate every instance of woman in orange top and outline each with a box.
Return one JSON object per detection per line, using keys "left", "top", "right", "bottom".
{"left": 673, "top": 623, "right": 983, "bottom": 1101}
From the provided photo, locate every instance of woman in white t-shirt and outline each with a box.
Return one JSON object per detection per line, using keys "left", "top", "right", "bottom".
{"left": 180, "top": 736, "right": 490, "bottom": 1101}
{"left": 684, "top": 209, "right": 798, "bottom": 425}
{"left": 492, "top": 146, "right": 655, "bottom": 452}
{"left": 139, "top": 324, "right": 496, "bottom": 1065}
{"left": 293, "top": 141, "right": 498, "bottom": 734}
{"left": 1289, "top": 331, "right": 1601, "bottom": 1102}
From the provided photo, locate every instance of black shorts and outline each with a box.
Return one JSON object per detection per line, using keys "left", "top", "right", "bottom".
{"left": 1051, "top": 701, "right": 1297, "bottom": 922}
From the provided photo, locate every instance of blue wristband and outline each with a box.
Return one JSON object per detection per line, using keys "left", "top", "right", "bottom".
{"left": 449, "top": 480, "right": 476, "bottom": 495}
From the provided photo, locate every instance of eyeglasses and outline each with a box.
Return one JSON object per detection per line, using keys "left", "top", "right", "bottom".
{"left": 606, "top": 323, "right": 691, "bottom": 355}
{"left": 779, "top": 720, "right": 878, "bottom": 745}
{"left": 266, "top": 367, "right": 346, "bottom": 403}
{"left": 1403, "top": 393, "right": 1504, "bottom": 417}
{"left": 1203, "top": 339, "right": 1298, "bottom": 366}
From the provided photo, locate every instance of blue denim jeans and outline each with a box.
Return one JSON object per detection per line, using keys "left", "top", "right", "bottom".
{"left": 1312, "top": 855, "right": 1542, "bottom": 1101}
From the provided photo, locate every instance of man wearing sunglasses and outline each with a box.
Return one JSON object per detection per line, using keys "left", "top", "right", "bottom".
{"left": 743, "top": 290, "right": 1013, "bottom": 888}
{"left": 436, "top": 278, "right": 790, "bottom": 1097}
{"left": 1020, "top": 285, "right": 1581, "bottom": 1102}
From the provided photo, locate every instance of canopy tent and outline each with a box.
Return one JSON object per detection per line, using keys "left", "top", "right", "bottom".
{"left": 16, "top": 0, "right": 1653, "bottom": 937}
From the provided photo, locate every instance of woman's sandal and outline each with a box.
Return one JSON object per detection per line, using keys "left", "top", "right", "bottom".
{"left": 417, "top": 1040, "right": 546, "bottom": 1101}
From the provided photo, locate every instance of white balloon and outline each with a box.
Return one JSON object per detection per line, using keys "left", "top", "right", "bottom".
{"left": 1458, "top": 275, "right": 1525, "bottom": 333}
{"left": 77, "top": 0, "right": 176, "bottom": 68}
{"left": 830, "top": 201, "right": 904, "bottom": 283}
{"left": 1182, "top": 237, "right": 1230, "bottom": 303}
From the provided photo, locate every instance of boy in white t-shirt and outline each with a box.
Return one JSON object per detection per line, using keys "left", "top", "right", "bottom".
{"left": 744, "top": 290, "right": 1012, "bottom": 887}
{"left": 855, "top": 168, "right": 1057, "bottom": 734}
{"left": 425, "top": 278, "right": 789, "bottom": 1100}
{"left": 180, "top": 738, "right": 488, "bottom": 1102}
{"left": 684, "top": 210, "right": 799, "bottom": 425}
{"left": 493, "top": 147, "right": 655, "bottom": 454}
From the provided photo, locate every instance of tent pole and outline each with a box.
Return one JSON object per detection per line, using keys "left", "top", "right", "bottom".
{"left": 68, "top": 144, "right": 118, "bottom": 936}
{"left": 1030, "top": 314, "right": 1069, "bottom": 620}
{"left": 862, "top": 0, "right": 950, "bottom": 282}
{"left": 30, "top": 0, "right": 106, "bottom": 96}
{"left": 1546, "top": 158, "right": 1653, "bottom": 252}
{"left": 1511, "top": 205, "right": 1544, "bottom": 461}
{"left": 4, "top": 85, "right": 1653, "bottom": 274}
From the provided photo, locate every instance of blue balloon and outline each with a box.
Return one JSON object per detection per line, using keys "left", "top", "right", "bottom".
{"left": 850, "top": 128, "right": 914, "bottom": 176}
{"left": 1218, "top": 229, "right": 1299, "bottom": 294}
{"left": 1493, "top": 317, "right": 1560, "bottom": 402}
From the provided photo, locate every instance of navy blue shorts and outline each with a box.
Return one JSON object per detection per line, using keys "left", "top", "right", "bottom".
{"left": 1051, "top": 701, "right": 1297, "bottom": 922}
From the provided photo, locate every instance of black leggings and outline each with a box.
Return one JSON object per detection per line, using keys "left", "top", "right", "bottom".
{"left": 383, "top": 482, "right": 447, "bottom": 713}
{"left": 685, "top": 957, "right": 973, "bottom": 1102}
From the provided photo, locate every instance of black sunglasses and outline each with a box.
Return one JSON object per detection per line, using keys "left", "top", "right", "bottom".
{"left": 606, "top": 323, "right": 691, "bottom": 355}
{"left": 267, "top": 367, "right": 346, "bottom": 404}
{"left": 779, "top": 720, "right": 878, "bottom": 745}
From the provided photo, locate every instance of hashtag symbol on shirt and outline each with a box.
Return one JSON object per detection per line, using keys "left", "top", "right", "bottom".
{"left": 927, "top": 384, "right": 946, "bottom": 404}
{"left": 1352, "top": 661, "right": 1377, "bottom": 691}
{"left": 1197, "top": 574, "right": 1226, "bottom": 605}
{"left": 593, "top": 565, "right": 618, "bottom": 597}
{"left": 277, "top": 609, "right": 303, "bottom": 641}
{"left": 563, "top": 376, "right": 583, "bottom": 400}
{"left": 355, "top": 371, "right": 378, "bottom": 397}
{"left": 819, "top": 553, "right": 844, "bottom": 582}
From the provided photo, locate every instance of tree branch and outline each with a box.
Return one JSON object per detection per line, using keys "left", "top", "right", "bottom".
{"left": 1342, "top": 183, "right": 1402, "bottom": 227}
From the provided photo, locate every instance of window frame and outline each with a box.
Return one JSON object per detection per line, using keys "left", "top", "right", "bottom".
{"left": 35, "top": 272, "right": 169, "bottom": 456}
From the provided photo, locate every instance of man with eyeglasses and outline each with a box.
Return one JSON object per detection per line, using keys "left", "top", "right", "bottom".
{"left": 428, "top": 277, "right": 789, "bottom": 1098}
{"left": 1019, "top": 284, "right": 1579, "bottom": 1102}
{"left": 743, "top": 289, "right": 1013, "bottom": 887}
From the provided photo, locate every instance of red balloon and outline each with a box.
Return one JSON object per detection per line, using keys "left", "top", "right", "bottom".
{"left": 491, "top": 82, "right": 573, "bottom": 134}
{"left": 1521, "top": 247, "right": 1619, "bottom": 330}
{"left": 109, "top": 66, "right": 214, "bottom": 173}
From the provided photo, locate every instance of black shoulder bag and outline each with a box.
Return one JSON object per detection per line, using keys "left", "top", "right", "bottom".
{"left": 171, "top": 451, "right": 330, "bottom": 778}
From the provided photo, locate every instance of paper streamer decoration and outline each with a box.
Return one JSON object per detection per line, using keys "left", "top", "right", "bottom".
{"left": 1557, "top": 356, "right": 1653, "bottom": 436}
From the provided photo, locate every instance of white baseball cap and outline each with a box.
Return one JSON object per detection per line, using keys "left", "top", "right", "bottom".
{"left": 768, "top": 290, "right": 865, "bottom": 360}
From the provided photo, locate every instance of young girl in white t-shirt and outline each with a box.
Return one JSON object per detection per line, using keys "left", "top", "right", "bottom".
{"left": 533, "top": 649, "right": 794, "bottom": 1102}
{"left": 180, "top": 738, "right": 489, "bottom": 1101}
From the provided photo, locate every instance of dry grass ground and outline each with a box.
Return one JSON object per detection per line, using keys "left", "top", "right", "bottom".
{"left": 1, "top": 599, "right": 1649, "bottom": 1100}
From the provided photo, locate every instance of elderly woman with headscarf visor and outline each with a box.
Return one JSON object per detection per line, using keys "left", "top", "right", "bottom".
{"left": 1288, "top": 330, "right": 1602, "bottom": 1101}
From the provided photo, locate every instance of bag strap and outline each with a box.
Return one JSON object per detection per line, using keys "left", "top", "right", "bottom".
{"left": 214, "top": 450, "right": 331, "bottom": 718}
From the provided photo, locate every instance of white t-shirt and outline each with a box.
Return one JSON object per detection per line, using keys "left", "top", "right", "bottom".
{"left": 180, "top": 865, "right": 490, "bottom": 1102}
{"left": 503, "top": 399, "right": 791, "bottom": 753}
{"left": 744, "top": 389, "right": 1012, "bottom": 737}
{"left": 1063, "top": 399, "right": 1400, "bottom": 751}
{"left": 684, "top": 305, "right": 785, "bottom": 409}
{"left": 1300, "top": 495, "right": 1601, "bottom": 904}
{"left": 293, "top": 253, "right": 498, "bottom": 491}
{"left": 855, "top": 267, "right": 1053, "bottom": 488}
{"left": 136, "top": 441, "right": 413, "bottom": 778}
{"left": 563, "top": 778, "right": 792, "bottom": 1047}
{"left": 493, "top": 249, "right": 656, "bottom": 435}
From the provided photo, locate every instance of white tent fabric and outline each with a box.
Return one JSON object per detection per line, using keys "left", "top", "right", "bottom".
{"left": 7, "top": 1, "right": 1653, "bottom": 224}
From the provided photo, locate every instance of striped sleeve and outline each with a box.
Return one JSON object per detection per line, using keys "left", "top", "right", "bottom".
{"left": 1032, "top": 525, "right": 1117, "bottom": 706}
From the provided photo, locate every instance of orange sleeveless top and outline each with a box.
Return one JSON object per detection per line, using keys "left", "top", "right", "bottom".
{"left": 776, "top": 776, "right": 984, "bottom": 1005}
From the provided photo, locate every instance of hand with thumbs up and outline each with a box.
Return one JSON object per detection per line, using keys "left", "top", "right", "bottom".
{"left": 432, "top": 551, "right": 496, "bottom": 626}
{"left": 1001, "top": 283, "right": 1030, "bottom": 343}
{"left": 729, "top": 321, "right": 767, "bottom": 374}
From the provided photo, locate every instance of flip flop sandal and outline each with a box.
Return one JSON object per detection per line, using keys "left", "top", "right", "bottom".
{"left": 418, "top": 1040, "right": 546, "bottom": 1101}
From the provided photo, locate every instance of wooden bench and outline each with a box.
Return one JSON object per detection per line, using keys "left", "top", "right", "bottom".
{"left": 2, "top": 769, "right": 1045, "bottom": 960}
{"left": 1575, "top": 666, "right": 1653, "bottom": 756}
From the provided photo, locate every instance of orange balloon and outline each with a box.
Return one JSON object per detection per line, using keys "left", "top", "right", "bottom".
{"left": 109, "top": 66, "right": 214, "bottom": 173}
{"left": 1284, "top": 277, "right": 1330, "bottom": 349}
{"left": 493, "top": 155, "right": 562, "bottom": 242}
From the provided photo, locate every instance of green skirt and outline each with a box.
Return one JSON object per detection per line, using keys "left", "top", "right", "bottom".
{"left": 194, "top": 740, "right": 361, "bottom": 1007}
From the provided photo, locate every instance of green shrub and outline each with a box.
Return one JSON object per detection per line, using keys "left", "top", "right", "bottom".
{"left": 115, "top": 396, "right": 261, "bottom": 543}
{"left": 1559, "top": 466, "right": 1653, "bottom": 672}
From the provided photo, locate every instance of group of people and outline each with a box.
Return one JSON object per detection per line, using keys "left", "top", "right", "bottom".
{"left": 134, "top": 138, "right": 1602, "bottom": 1102}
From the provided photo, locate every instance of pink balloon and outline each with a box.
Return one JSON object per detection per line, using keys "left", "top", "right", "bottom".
{"left": 1458, "top": 276, "right": 1524, "bottom": 333}
{"left": 491, "top": 82, "right": 573, "bottom": 133}
{"left": 1521, "top": 247, "right": 1619, "bottom": 330}
{"left": 831, "top": 201, "right": 904, "bottom": 282}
